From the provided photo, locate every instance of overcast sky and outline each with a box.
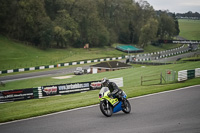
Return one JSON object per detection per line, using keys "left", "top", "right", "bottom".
{"left": 142, "top": 0, "right": 200, "bottom": 13}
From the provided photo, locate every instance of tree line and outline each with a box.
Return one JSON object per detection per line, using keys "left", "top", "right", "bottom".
{"left": 176, "top": 11, "right": 200, "bottom": 19}
{"left": 0, "top": 0, "right": 179, "bottom": 49}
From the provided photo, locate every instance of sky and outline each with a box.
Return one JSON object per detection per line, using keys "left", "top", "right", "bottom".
{"left": 142, "top": 0, "right": 200, "bottom": 13}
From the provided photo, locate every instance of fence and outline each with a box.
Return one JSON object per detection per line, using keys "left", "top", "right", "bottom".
{"left": 132, "top": 61, "right": 172, "bottom": 65}
{"left": 0, "top": 56, "right": 126, "bottom": 75}
{"left": 164, "top": 69, "right": 176, "bottom": 82}
{"left": 178, "top": 68, "right": 200, "bottom": 81}
{"left": 0, "top": 77, "right": 123, "bottom": 102}
{"left": 141, "top": 73, "right": 164, "bottom": 86}
{"left": 0, "top": 45, "right": 192, "bottom": 75}
{"left": 0, "top": 88, "right": 37, "bottom": 102}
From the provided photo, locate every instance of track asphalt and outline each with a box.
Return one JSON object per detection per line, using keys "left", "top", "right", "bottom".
{"left": 0, "top": 66, "right": 90, "bottom": 82}
{"left": 0, "top": 85, "right": 200, "bottom": 133}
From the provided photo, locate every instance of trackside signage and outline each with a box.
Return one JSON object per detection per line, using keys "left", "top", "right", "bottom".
{"left": 90, "top": 82, "right": 102, "bottom": 90}
{"left": 109, "top": 77, "right": 123, "bottom": 87}
{"left": 41, "top": 81, "right": 100, "bottom": 96}
{"left": 42, "top": 86, "right": 58, "bottom": 96}
{"left": 0, "top": 88, "right": 34, "bottom": 102}
{"left": 58, "top": 82, "right": 91, "bottom": 94}
{"left": 41, "top": 77, "right": 123, "bottom": 96}
{"left": 158, "top": 40, "right": 200, "bottom": 44}
{"left": 0, "top": 77, "right": 124, "bottom": 101}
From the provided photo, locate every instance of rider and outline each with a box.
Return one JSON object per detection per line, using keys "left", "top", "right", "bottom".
{"left": 101, "top": 78, "right": 125, "bottom": 107}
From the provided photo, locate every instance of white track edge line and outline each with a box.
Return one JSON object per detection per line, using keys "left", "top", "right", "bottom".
{"left": 0, "top": 84, "right": 199, "bottom": 126}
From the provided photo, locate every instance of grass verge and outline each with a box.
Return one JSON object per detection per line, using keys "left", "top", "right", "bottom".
{"left": 179, "top": 19, "right": 200, "bottom": 40}
{"left": 0, "top": 78, "right": 199, "bottom": 123}
{"left": 0, "top": 61, "right": 199, "bottom": 123}
{"left": 0, "top": 35, "right": 181, "bottom": 71}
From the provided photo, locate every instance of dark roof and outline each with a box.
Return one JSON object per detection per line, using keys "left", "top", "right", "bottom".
{"left": 91, "top": 61, "right": 131, "bottom": 69}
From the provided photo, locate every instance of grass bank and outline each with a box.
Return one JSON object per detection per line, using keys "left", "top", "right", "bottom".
{"left": 0, "top": 35, "right": 125, "bottom": 71}
{"left": 179, "top": 19, "right": 200, "bottom": 40}
{"left": 1, "top": 61, "right": 199, "bottom": 91}
{"left": 0, "top": 35, "right": 181, "bottom": 71}
{"left": 0, "top": 61, "right": 199, "bottom": 123}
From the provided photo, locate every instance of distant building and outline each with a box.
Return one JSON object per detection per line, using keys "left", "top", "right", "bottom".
{"left": 90, "top": 61, "right": 132, "bottom": 74}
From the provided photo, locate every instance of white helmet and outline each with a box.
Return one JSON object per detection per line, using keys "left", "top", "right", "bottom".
{"left": 101, "top": 78, "right": 109, "bottom": 87}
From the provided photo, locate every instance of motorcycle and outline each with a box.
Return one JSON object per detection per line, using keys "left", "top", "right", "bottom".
{"left": 99, "top": 87, "right": 131, "bottom": 117}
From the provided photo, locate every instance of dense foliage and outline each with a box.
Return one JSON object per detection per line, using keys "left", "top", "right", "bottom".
{"left": 0, "top": 0, "right": 179, "bottom": 48}
{"left": 176, "top": 11, "right": 200, "bottom": 19}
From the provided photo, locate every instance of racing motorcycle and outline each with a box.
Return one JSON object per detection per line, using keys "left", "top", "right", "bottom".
{"left": 99, "top": 87, "right": 131, "bottom": 117}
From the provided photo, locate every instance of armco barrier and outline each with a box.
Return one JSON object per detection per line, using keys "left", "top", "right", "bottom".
{"left": 178, "top": 68, "right": 199, "bottom": 82}
{"left": 195, "top": 68, "right": 200, "bottom": 77}
{"left": 0, "top": 56, "right": 126, "bottom": 75}
{"left": 178, "top": 70, "right": 187, "bottom": 81}
{"left": 33, "top": 88, "right": 39, "bottom": 99}
{"left": 0, "top": 88, "right": 35, "bottom": 102}
{"left": 40, "top": 77, "right": 123, "bottom": 98}
{"left": 131, "top": 61, "right": 172, "bottom": 65}
{"left": 187, "top": 70, "right": 195, "bottom": 79}
{"left": 0, "top": 77, "right": 124, "bottom": 102}
{"left": 0, "top": 45, "right": 190, "bottom": 75}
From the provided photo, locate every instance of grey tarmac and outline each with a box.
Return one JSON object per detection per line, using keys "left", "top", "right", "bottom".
{"left": 0, "top": 85, "right": 200, "bottom": 133}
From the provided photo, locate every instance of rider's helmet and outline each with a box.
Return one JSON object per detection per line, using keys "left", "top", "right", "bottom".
{"left": 101, "top": 77, "right": 109, "bottom": 87}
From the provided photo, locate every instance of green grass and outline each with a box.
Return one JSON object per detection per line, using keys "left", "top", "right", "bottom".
{"left": 1, "top": 61, "right": 199, "bottom": 91}
{"left": 143, "top": 43, "right": 182, "bottom": 53}
{"left": 0, "top": 61, "right": 199, "bottom": 123}
{"left": 0, "top": 35, "right": 126, "bottom": 71}
{"left": 0, "top": 19, "right": 200, "bottom": 123}
{"left": 179, "top": 19, "right": 200, "bottom": 40}
{"left": 181, "top": 54, "right": 200, "bottom": 61}
{"left": 0, "top": 35, "right": 182, "bottom": 71}
{"left": 0, "top": 19, "right": 199, "bottom": 71}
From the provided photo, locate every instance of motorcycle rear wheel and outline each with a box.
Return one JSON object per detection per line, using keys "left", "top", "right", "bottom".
{"left": 100, "top": 100, "right": 113, "bottom": 117}
{"left": 122, "top": 99, "right": 131, "bottom": 114}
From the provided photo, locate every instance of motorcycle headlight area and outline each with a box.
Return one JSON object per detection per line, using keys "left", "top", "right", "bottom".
{"left": 99, "top": 94, "right": 102, "bottom": 98}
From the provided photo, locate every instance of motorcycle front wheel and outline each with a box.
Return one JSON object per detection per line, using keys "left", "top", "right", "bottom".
{"left": 122, "top": 99, "right": 131, "bottom": 114}
{"left": 100, "top": 100, "right": 113, "bottom": 117}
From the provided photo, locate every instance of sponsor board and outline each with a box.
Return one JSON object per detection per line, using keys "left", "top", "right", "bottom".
{"left": 90, "top": 82, "right": 102, "bottom": 90}
{"left": 42, "top": 86, "right": 58, "bottom": 96}
{"left": 58, "top": 82, "right": 91, "bottom": 94}
{"left": 0, "top": 88, "right": 34, "bottom": 102}
{"left": 109, "top": 77, "right": 124, "bottom": 87}
{"left": 158, "top": 40, "right": 200, "bottom": 44}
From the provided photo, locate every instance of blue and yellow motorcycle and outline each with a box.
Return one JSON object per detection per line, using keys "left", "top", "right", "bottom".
{"left": 99, "top": 87, "right": 131, "bottom": 117}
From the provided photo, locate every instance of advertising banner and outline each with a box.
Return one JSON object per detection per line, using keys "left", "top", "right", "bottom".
{"left": 42, "top": 86, "right": 58, "bottom": 96}
{"left": 58, "top": 82, "right": 91, "bottom": 94}
{"left": 90, "top": 82, "right": 102, "bottom": 90}
{"left": 158, "top": 40, "right": 200, "bottom": 44}
{"left": 109, "top": 77, "right": 124, "bottom": 87}
{"left": 0, "top": 88, "right": 34, "bottom": 102}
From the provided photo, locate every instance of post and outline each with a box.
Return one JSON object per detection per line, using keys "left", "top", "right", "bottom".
{"left": 160, "top": 73, "right": 162, "bottom": 84}
{"left": 141, "top": 76, "right": 143, "bottom": 86}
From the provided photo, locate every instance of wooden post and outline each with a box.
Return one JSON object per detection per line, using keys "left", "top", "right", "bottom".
{"left": 160, "top": 72, "right": 162, "bottom": 84}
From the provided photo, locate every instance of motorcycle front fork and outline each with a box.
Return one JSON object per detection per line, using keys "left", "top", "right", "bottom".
{"left": 106, "top": 100, "right": 109, "bottom": 109}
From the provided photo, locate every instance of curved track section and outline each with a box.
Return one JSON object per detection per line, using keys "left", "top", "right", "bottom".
{"left": 0, "top": 85, "right": 200, "bottom": 133}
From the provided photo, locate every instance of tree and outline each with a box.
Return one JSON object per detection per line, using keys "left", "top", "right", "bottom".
{"left": 139, "top": 18, "right": 158, "bottom": 48}
{"left": 53, "top": 10, "right": 79, "bottom": 47}
{"left": 157, "top": 12, "right": 176, "bottom": 39}
{"left": 172, "top": 13, "right": 180, "bottom": 36}
{"left": 54, "top": 26, "right": 71, "bottom": 47}
{"left": 131, "top": 0, "right": 158, "bottom": 47}
{"left": 0, "top": 0, "right": 180, "bottom": 49}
